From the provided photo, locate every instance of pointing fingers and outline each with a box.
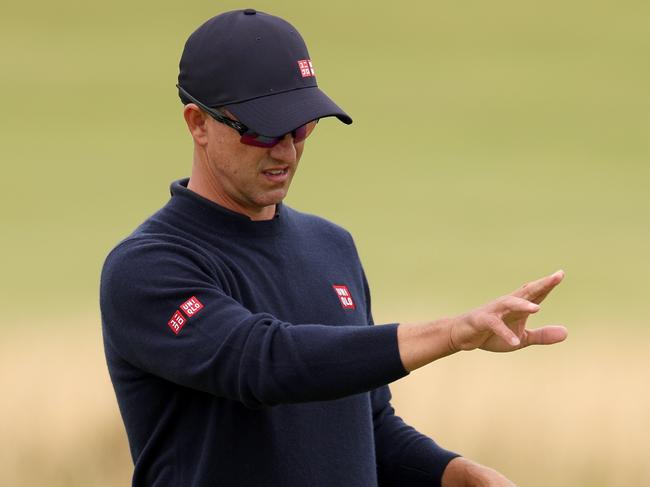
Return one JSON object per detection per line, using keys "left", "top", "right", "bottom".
{"left": 473, "top": 272, "right": 567, "bottom": 353}
{"left": 513, "top": 270, "right": 565, "bottom": 304}
{"left": 498, "top": 295, "right": 540, "bottom": 315}
{"left": 486, "top": 316, "right": 521, "bottom": 347}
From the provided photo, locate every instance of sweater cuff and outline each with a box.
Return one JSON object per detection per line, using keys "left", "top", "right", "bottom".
{"left": 397, "top": 448, "right": 460, "bottom": 487}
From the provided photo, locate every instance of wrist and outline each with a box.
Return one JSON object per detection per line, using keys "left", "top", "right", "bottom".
{"left": 442, "top": 457, "right": 516, "bottom": 487}
{"left": 442, "top": 315, "right": 460, "bottom": 354}
{"left": 442, "top": 457, "right": 471, "bottom": 487}
{"left": 396, "top": 318, "right": 458, "bottom": 372}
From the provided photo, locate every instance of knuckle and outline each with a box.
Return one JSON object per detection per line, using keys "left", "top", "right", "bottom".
{"left": 502, "top": 296, "right": 519, "bottom": 309}
{"left": 495, "top": 295, "right": 509, "bottom": 309}
{"left": 486, "top": 315, "right": 501, "bottom": 330}
{"left": 471, "top": 312, "right": 490, "bottom": 330}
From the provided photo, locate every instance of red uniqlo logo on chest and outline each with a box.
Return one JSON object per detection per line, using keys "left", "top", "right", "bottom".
{"left": 167, "top": 310, "right": 187, "bottom": 335}
{"left": 297, "top": 59, "right": 315, "bottom": 78}
{"left": 180, "top": 296, "right": 204, "bottom": 318}
{"left": 333, "top": 285, "right": 355, "bottom": 310}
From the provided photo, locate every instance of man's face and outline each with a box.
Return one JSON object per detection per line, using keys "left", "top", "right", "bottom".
{"left": 200, "top": 111, "right": 313, "bottom": 218}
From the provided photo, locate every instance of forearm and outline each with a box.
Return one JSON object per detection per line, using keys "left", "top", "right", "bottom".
{"left": 397, "top": 318, "right": 457, "bottom": 372}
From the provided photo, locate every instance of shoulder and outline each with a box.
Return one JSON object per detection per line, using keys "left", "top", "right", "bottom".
{"left": 101, "top": 234, "right": 215, "bottom": 293}
{"left": 104, "top": 232, "right": 212, "bottom": 266}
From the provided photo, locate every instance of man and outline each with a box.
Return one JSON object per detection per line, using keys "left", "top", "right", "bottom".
{"left": 100, "top": 9, "right": 567, "bottom": 487}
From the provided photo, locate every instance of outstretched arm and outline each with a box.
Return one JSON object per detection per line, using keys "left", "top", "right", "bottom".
{"left": 397, "top": 270, "right": 567, "bottom": 372}
{"left": 386, "top": 270, "right": 566, "bottom": 486}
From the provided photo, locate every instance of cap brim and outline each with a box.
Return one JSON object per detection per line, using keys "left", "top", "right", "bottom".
{"left": 224, "top": 86, "right": 352, "bottom": 137}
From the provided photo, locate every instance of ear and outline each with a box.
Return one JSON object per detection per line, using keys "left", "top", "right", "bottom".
{"left": 183, "top": 104, "right": 209, "bottom": 146}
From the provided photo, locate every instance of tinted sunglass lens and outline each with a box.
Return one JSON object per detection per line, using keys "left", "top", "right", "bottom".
{"left": 292, "top": 124, "right": 308, "bottom": 143}
{"left": 240, "top": 121, "right": 316, "bottom": 147}
{"left": 240, "top": 133, "right": 282, "bottom": 148}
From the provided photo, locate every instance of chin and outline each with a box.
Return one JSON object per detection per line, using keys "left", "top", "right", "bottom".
{"left": 256, "top": 190, "right": 288, "bottom": 207}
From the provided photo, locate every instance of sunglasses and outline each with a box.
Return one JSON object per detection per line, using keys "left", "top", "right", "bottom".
{"left": 177, "top": 85, "right": 318, "bottom": 148}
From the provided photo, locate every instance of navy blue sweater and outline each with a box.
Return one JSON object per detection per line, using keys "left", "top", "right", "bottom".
{"left": 100, "top": 178, "right": 458, "bottom": 486}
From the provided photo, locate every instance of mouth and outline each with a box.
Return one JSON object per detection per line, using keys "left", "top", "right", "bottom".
{"left": 261, "top": 166, "right": 290, "bottom": 183}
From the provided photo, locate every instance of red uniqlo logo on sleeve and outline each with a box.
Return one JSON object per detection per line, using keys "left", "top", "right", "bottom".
{"left": 297, "top": 59, "right": 315, "bottom": 77}
{"left": 333, "top": 285, "right": 355, "bottom": 310}
{"left": 180, "top": 296, "right": 204, "bottom": 318}
{"left": 168, "top": 310, "right": 187, "bottom": 335}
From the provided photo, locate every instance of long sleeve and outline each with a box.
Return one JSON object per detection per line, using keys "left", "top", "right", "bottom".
{"left": 100, "top": 237, "right": 409, "bottom": 409}
{"left": 372, "top": 385, "right": 460, "bottom": 487}
{"left": 358, "top": 268, "right": 460, "bottom": 486}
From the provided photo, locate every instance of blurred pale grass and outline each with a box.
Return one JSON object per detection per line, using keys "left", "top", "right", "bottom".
{"left": 2, "top": 316, "right": 648, "bottom": 487}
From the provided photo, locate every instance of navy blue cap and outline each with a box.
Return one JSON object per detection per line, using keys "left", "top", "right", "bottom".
{"left": 178, "top": 9, "right": 352, "bottom": 137}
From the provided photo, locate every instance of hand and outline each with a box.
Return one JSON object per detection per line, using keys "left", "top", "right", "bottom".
{"left": 442, "top": 457, "right": 516, "bottom": 487}
{"left": 448, "top": 270, "right": 567, "bottom": 353}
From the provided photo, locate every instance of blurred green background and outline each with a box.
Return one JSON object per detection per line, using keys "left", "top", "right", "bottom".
{"left": 1, "top": 0, "right": 648, "bottom": 485}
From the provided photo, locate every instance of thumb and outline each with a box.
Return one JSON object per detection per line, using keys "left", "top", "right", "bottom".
{"left": 521, "top": 325, "right": 568, "bottom": 347}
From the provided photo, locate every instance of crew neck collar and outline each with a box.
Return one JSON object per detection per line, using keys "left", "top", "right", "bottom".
{"left": 167, "top": 178, "right": 286, "bottom": 237}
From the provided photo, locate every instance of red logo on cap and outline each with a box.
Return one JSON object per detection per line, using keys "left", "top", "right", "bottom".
{"left": 298, "top": 59, "right": 315, "bottom": 78}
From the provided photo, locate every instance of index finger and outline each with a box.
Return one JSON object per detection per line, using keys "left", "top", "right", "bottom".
{"left": 511, "top": 270, "right": 565, "bottom": 304}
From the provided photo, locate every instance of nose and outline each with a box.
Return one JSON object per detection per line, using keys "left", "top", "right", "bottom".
{"left": 268, "top": 133, "right": 297, "bottom": 163}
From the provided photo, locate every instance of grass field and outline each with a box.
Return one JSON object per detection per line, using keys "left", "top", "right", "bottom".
{"left": 1, "top": 0, "right": 649, "bottom": 485}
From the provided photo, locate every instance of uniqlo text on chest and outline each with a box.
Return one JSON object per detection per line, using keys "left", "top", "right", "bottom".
{"left": 333, "top": 285, "right": 355, "bottom": 309}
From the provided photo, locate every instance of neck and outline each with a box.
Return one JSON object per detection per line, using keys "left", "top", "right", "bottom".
{"left": 187, "top": 155, "right": 276, "bottom": 222}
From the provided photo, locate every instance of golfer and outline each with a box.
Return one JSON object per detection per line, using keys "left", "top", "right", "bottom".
{"left": 100, "top": 9, "right": 567, "bottom": 487}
